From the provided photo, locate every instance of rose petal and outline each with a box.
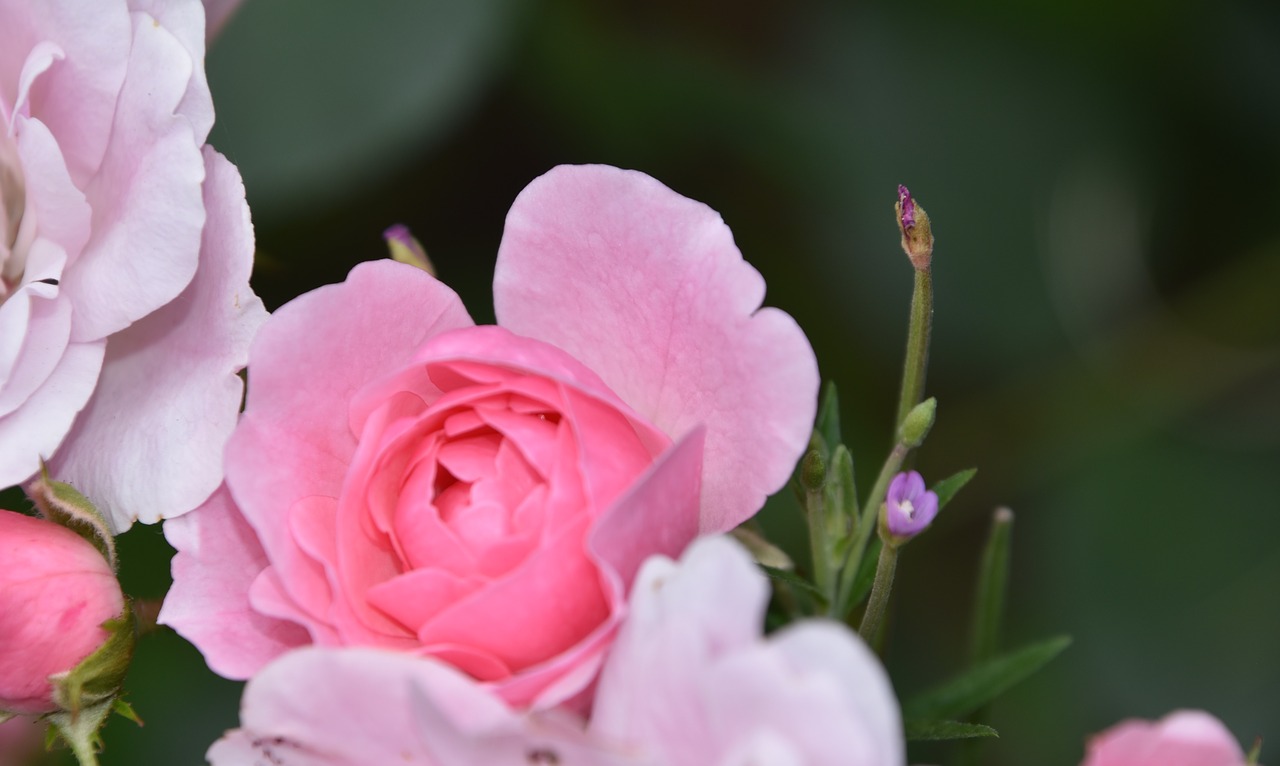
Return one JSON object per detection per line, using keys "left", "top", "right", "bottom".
{"left": 159, "top": 485, "right": 309, "bottom": 679}
{"left": 0, "top": 0, "right": 130, "bottom": 182}
{"left": 126, "top": 0, "right": 214, "bottom": 143}
{"left": 494, "top": 165, "right": 818, "bottom": 532}
{"left": 48, "top": 149, "right": 266, "bottom": 528}
{"left": 227, "top": 260, "right": 472, "bottom": 627}
{"left": 60, "top": 12, "right": 206, "bottom": 343}
{"left": 1083, "top": 710, "right": 1247, "bottom": 766}
{"left": 0, "top": 339, "right": 102, "bottom": 486}
{"left": 207, "top": 647, "right": 630, "bottom": 766}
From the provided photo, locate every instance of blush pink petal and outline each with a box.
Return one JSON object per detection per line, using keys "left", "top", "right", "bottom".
{"left": 159, "top": 486, "right": 309, "bottom": 680}
{"left": 208, "top": 647, "right": 636, "bottom": 766}
{"left": 127, "top": 0, "right": 215, "bottom": 143}
{"left": 0, "top": 340, "right": 103, "bottom": 484}
{"left": 0, "top": 0, "right": 130, "bottom": 182}
{"left": 591, "top": 537, "right": 904, "bottom": 766}
{"left": 494, "top": 165, "right": 818, "bottom": 533}
{"left": 64, "top": 11, "right": 206, "bottom": 343}
{"left": 48, "top": 149, "right": 266, "bottom": 529}
{"left": 1083, "top": 710, "right": 1248, "bottom": 766}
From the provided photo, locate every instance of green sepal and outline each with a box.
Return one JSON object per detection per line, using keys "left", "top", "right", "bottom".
{"left": 1246, "top": 737, "right": 1263, "bottom": 765}
{"left": 49, "top": 602, "right": 136, "bottom": 717}
{"left": 903, "top": 635, "right": 1071, "bottom": 721}
{"left": 932, "top": 467, "right": 977, "bottom": 511}
{"left": 904, "top": 720, "right": 999, "bottom": 741}
{"left": 111, "top": 698, "right": 143, "bottom": 727}
{"left": 28, "top": 466, "right": 116, "bottom": 570}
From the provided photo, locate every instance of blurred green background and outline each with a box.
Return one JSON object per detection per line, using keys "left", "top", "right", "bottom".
{"left": 27, "top": 0, "right": 1280, "bottom": 762}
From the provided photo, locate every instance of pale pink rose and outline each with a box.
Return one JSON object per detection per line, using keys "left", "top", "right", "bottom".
{"left": 0, "top": 509, "right": 124, "bottom": 715}
{"left": 160, "top": 164, "right": 818, "bottom": 708}
{"left": 0, "top": 0, "right": 266, "bottom": 530}
{"left": 590, "top": 536, "right": 905, "bottom": 766}
{"left": 1082, "top": 710, "right": 1251, "bottom": 766}
{"left": 207, "top": 647, "right": 641, "bottom": 766}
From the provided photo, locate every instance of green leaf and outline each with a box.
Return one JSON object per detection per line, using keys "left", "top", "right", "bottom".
{"left": 824, "top": 445, "right": 859, "bottom": 536}
{"left": 905, "top": 720, "right": 999, "bottom": 741}
{"left": 932, "top": 468, "right": 977, "bottom": 510}
{"left": 970, "top": 507, "right": 1014, "bottom": 664}
{"left": 903, "top": 635, "right": 1072, "bottom": 721}
{"left": 816, "top": 381, "right": 842, "bottom": 456}
{"left": 759, "top": 565, "right": 825, "bottom": 602}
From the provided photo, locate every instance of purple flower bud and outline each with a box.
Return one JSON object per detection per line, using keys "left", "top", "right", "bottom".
{"left": 884, "top": 470, "right": 939, "bottom": 539}
{"left": 897, "top": 184, "right": 916, "bottom": 231}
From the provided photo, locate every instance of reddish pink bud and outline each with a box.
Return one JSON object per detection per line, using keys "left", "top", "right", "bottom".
{"left": 0, "top": 510, "right": 124, "bottom": 715}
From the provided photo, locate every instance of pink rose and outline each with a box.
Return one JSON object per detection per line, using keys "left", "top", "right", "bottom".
{"left": 161, "top": 164, "right": 818, "bottom": 708}
{"left": 1082, "top": 710, "right": 1251, "bottom": 766}
{"left": 0, "top": 0, "right": 266, "bottom": 529}
{"left": 0, "top": 509, "right": 124, "bottom": 715}
{"left": 205, "top": 538, "right": 902, "bottom": 766}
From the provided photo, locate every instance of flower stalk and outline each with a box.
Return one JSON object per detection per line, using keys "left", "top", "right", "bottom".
{"left": 858, "top": 536, "right": 899, "bottom": 643}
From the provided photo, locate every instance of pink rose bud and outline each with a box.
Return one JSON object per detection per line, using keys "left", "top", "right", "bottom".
{"left": 0, "top": 510, "right": 125, "bottom": 715}
{"left": 1082, "top": 710, "right": 1252, "bottom": 766}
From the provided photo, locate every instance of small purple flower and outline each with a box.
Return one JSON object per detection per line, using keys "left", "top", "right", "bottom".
{"left": 885, "top": 470, "right": 938, "bottom": 538}
{"left": 897, "top": 184, "right": 916, "bottom": 231}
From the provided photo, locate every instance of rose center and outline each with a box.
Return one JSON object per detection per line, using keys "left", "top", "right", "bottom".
{"left": 0, "top": 127, "right": 29, "bottom": 301}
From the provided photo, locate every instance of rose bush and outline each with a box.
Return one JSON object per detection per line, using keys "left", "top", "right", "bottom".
{"left": 205, "top": 538, "right": 902, "bottom": 766}
{"left": 0, "top": 509, "right": 124, "bottom": 715}
{"left": 0, "top": 0, "right": 265, "bottom": 529}
{"left": 161, "top": 164, "right": 818, "bottom": 708}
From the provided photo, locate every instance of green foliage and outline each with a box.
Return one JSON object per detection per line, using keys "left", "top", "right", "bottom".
{"left": 904, "top": 720, "right": 999, "bottom": 742}
{"left": 903, "top": 635, "right": 1072, "bottom": 721}
{"left": 931, "top": 468, "right": 977, "bottom": 511}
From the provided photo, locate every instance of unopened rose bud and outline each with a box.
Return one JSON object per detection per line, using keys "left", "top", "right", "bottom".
{"left": 883, "top": 470, "right": 939, "bottom": 541}
{"left": 0, "top": 510, "right": 126, "bottom": 715}
{"left": 895, "top": 184, "right": 934, "bottom": 271}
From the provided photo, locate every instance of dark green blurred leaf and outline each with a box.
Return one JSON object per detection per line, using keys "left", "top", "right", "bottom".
{"left": 759, "top": 565, "right": 825, "bottom": 602}
{"left": 904, "top": 635, "right": 1072, "bottom": 721}
{"left": 904, "top": 720, "right": 999, "bottom": 741}
{"left": 970, "top": 508, "right": 1014, "bottom": 664}
{"left": 932, "top": 468, "right": 977, "bottom": 510}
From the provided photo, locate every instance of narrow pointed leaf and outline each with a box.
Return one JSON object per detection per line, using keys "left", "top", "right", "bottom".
{"left": 816, "top": 381, "right": 842, "bottom": 455}
{"left": 903, "top": 635, "right": 1071, "bottom": 721}
{"left": 932, "top": 468, "right": 977, "bottom": 510}
{"left": 905, "top": 720, "right": 999, "bottom": 741}
{"left": 759, "top": 565, "right": 825, "bottom": 602}
{"left": 970, "top": 507, "right": 1014, "bottom": 664}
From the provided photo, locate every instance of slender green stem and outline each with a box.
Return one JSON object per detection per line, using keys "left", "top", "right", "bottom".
{"left": 833, "top": 442, "right": 907, "bottom": 616}
{"left": 69, "top": 736, "right": 100, "bottom": 766}
{"left": 894, "top": 268, "right": 933, "bottom": 433}
{"left": 858, "top": 541, "right": 899, "bottom": 643}
{"left": 805, "top": 485, "right": 834, "bottom": 605}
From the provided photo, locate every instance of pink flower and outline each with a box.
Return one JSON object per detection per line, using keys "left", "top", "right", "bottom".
{"left": 160, "top": 165, "right": 818, "bottom": 708}
{"left": 0, "top": 509, "right": 124, "bottom": 715}
{"left": 1082, "top": 710, "right": 1251, "bottom": 766}
{"left": 884, "top": 470, "right": 938, "bottom": 539}
{"left": 205, "top": 537, "right": 902, "bottom": 766}
{"left": 591, "top": 536, "right": 905, "bottom": 765}
{"left": 0, "top": 0, "right": 266, "bottom": 529}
